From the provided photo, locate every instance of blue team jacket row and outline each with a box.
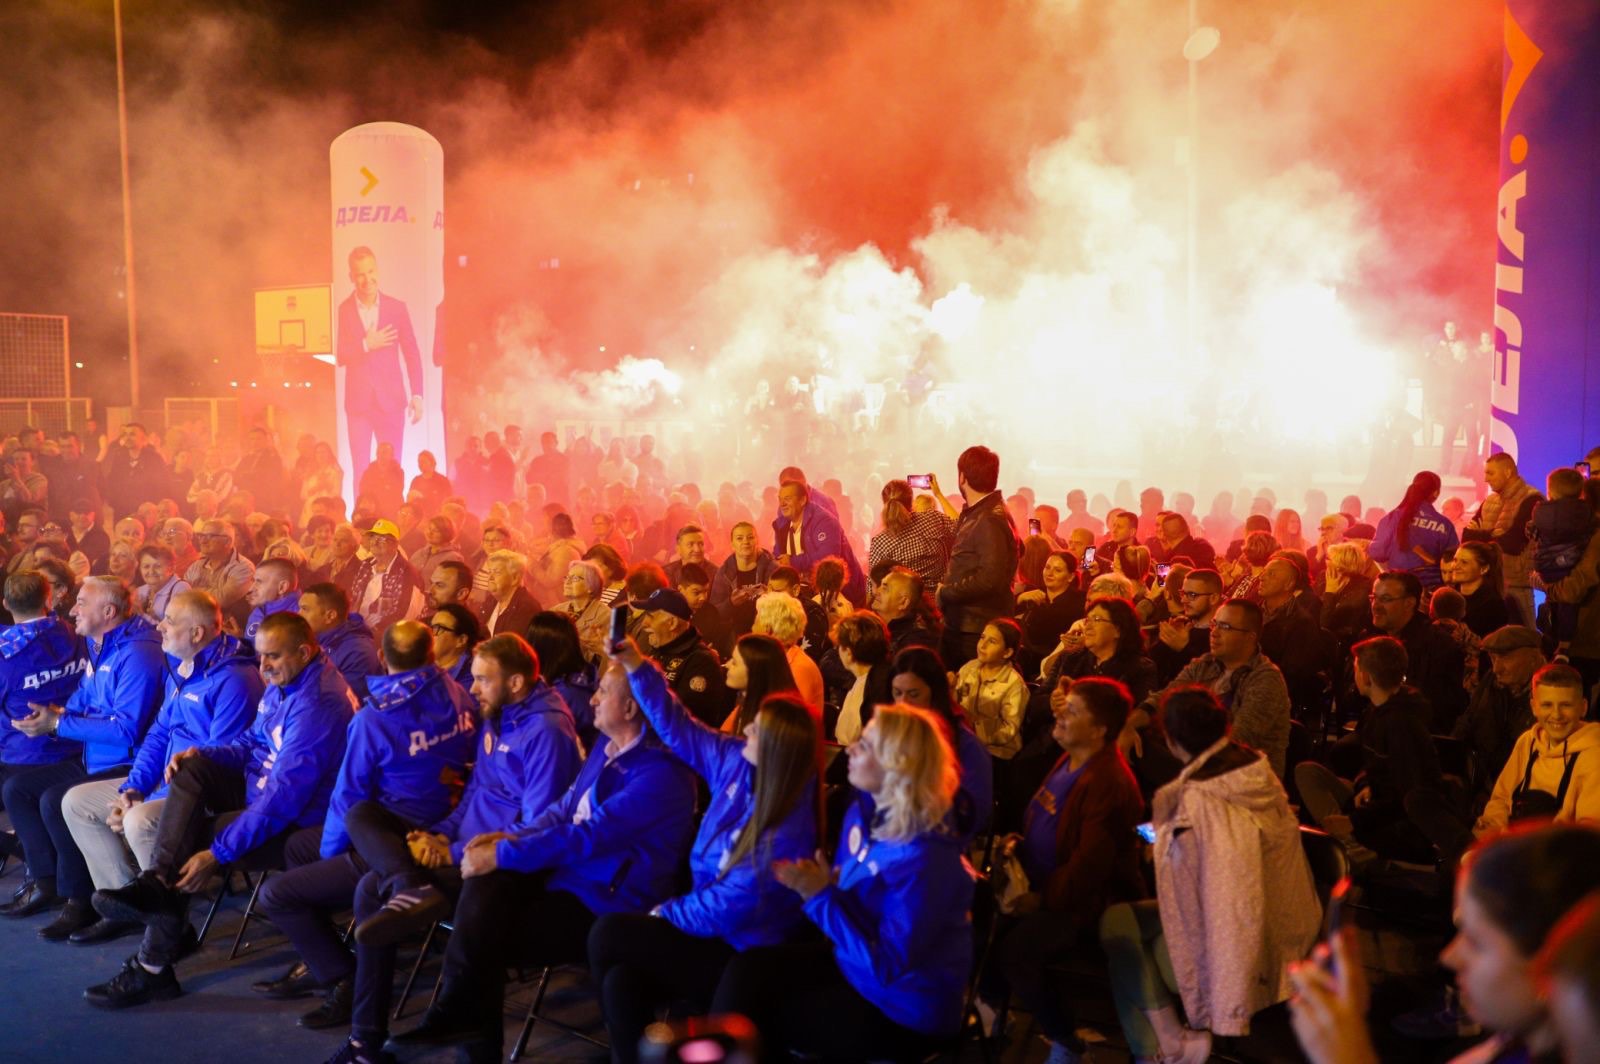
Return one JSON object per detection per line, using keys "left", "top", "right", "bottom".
{"left": 56, "top": 616, "right": 167, "bottom": 773}
{"left": 0, "top": 617, "right": 87, "bottom": 765}
{"left": 431, "top": 682, "right": 584, "bottom": 861}
{"left": 319, "top": 663, "right": 479, "bottom": 859}
{"left": 627, "top": 661, "right": 817, "bottom": 950}
{"left": 122, "top": 634, "right": 264, "bottom": 799}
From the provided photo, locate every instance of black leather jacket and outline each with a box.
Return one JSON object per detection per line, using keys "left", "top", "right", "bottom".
{"left": 937, "top": 490, "right": 1021, "bottom": 635}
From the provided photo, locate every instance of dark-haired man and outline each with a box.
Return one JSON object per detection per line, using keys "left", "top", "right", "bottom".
{"left": 245, "top": 557, "right": 301, "bottom": 642}
{"left": 1368, "top": 571, "right": 1467, "bottom": 732}
{"left": 300, "top": 582, "right": 381, "bottom": 701}
{"left": 1151, "top": 568, "right": 1223, "bottom": 685}
{"left": 937, "top": 445, "right": 1021, "bottom": 667}
{"left": 663, "top": 525, "right": 709, "bottom": 589}
{"left": 772, "top": 480, "right": 864, "bottom": 605}
{"left": 84, "top": 612, "right": 356, "bottom": 1007}
{"left": 99, "top": 422, "right": 169, "bottom": 521}
{"left": 254, "top": 620, "right": 478, "bottom": 1030}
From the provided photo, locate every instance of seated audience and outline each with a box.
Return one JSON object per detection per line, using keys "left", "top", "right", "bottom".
{"left": 527, "top": 609, "right": 600, "bottom": 748}
{"left": 712, "top": 704, "right": 975, "bottom": 1060}
{"left": 1014, "top": 550, "right": 1086, "bottom": 678}
{"left": 1103, "top": 686, "right": 1320, "bottom": 1063}
{"left": 633, "top": 586, "right": 729, "bottom": 726}
{"left": 298, "top": 581, "right": 383, "bottom": 700}
{"left": 887, "top": 646, "right": 993, "bottom": 846}
{"left": 752, "top": 588, "right": 824, "bottom": 710}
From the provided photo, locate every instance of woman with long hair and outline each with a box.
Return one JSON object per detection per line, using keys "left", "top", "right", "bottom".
{"left": 1274, "top": 508, "right": 1307, "bottom": 553}
{"left": 1371, "top": 470, "right": 1458, "bottom": 590}
{"left": 1291, "top": 822, "right": 1600, "bottom": 1064}
{"left": 590, "top": 639, "right": 822, "bottom": 1064}
{"left": 711, "top": 704, "right": 974, "bottom": 1061}
{"left": 722, "top": 632, "right": 801, "bottom": 734}
{"left": 1015, "top": 550, "right": 1087, "bottom": 678}
{"left": 888, "top": 645, "right": 994, "bottom": 845}
{"left": 1016, "top": 534, "right": 1054, "bottom": 595}
{"left": 1453, "top": 541, "right": 1511, "bottom": 638}
{"left": 867, "top": 478, "right": 955, "bottom": 591}
{"left": 526, "top": 610, "right": 599, "bottom": 747}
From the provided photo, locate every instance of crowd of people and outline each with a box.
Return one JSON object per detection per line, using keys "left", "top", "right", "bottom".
{"left": 3, "top": 415, "right": 1600, "bottom": 1064}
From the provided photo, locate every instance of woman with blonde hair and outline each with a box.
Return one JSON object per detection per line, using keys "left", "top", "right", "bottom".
{"left": 712, "top": 703, "right": 975, "bottom": 1060}
{"left": 1320, "top": 540, "right": 1375, "bottom": 649}
{"left": 867, "top": 478, "right": 954, "bottom": 591}
{"left": 555, "top": 558, "right": 610, "bottom": 664}
{"left": 753, "top": 590, "right": 825, "bottom": 709}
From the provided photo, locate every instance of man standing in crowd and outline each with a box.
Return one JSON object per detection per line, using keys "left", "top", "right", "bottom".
{"left": 3, "top": 577, "right": 165, "bottom": 918}
{"left": 83, "top": 612, "right": 356, "bottom": 1007}
{"left": 1464, "top": 452, "right": 1544, "bottom": 627}
{"left": 58, "top": 590, "right": 261, "bottom": 943}
{"left": 358, "top": 442, "right": 406, "bottom": 518}
{"left": 353, "top": 520, "right": 424, "bottom": 636}
{"left": 99, "top": 423, "right": 170, "bottom": 521}
{"left": 634, "top": 587, "right": 727, "bottom": 726}
{"left": 233, "top": 427, "right": 287, "bottom": 516}
{"left": 937, "top": 445, "right": 1021, "bottom": 667}
{"left": 299, "top": 583, "right": 382, "bottom": 701}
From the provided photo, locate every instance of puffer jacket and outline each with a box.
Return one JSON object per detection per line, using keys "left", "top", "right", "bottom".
{"left": 1464, "top": 475, "right": 1543, "bottom": 590}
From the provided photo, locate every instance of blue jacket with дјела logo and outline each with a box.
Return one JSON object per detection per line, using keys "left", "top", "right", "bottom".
{"left": 121, "top": 633, "right": 263, "bottom": 800}
{"left": 320, "top": 662, "right": 477, "bottom": 859}
{"left": 805, "top": 793, "right": 975, "bottom": 1037}
{"left": 432, "top": 681, "right": 583, "bottom": 861}
{"left": 0, "top": 617, "right": 86, "bottom": 766}
{"left": 55, "top": 615, "right": 166, "bottom": 774}
{"left": 495, "top": 728, "right": 697, "bottom": 917}
{"left": 627, "top": 661, "right": 816, "bottom": 950}
{"left": 200, "top": 652, "right": 356, "bottom": 866}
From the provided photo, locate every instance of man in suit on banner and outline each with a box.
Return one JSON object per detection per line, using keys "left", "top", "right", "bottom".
{"left": 337, "top": 246, "right": 423, "bottom": 488}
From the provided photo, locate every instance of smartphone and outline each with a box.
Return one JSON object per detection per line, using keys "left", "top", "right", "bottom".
{"left": 1580, "top": 461, "right": 1592, "bottom": 479}
{"left": 1136, "top": 821, "right": 1157, "bottom": 844}
{"left": 906, "top": 473, "right": 933, "bottom": 489}
{"left": 1326, "top": 876, "right": 1350, "bottom": 938}
{"left": 1028, "top": 518, "right": 1043, "bottom": 536}
{"left": 609, "top": 604, "right": 630, "bottom": 652}
{"left": 1081, "top": 546, "right": 1097, "bottom": 570}
{"left": 1155, "top": 563, "right": 1172, "bottom": 586}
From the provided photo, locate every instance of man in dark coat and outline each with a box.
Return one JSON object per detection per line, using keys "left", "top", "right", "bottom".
{"left": 937, "top": 445, "right": 1021, "bottom": 667}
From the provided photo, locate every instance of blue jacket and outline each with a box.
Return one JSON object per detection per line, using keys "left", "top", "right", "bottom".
{"left": 1371, "top": 502, "right": 1458, "bottom": 588}
{"left": 433, "top": 682, "right": 583, "bottom": 861}
{"left": 495, "top": 731, "right": 697, "bottom": 916}
{"left": 805, "top": 795, "right": 975, "bottom": 1036}
{"left": 772, "top": 498, "right": 864, "bottom": 603}
{"left": 56, "top": 616, "right": 166, "bottom": 773}
{"left": 952, "top": 721, "right": 993, "bottom": 846}
{"left": 202, "top": 652, "right": 357, "bottom": 865}
{"left": 321, "top": 614, "right": 381, "bottom": 701}
{"left": 629, "top": 662, "right": 816, "bottom": 950}
{"left": 321, "top": 663, "right": 478, "bottom": 859}
{"left": 552, "top": 666, "right": 599, "bottom": 749}
{"left": 0, "top": 617, "right": 86, "bottom": 766}
{"left": 122, "top": 634, "right": 263, "bottom": 800}
{"left": 246, "top": 591, "right": 303, "bottom": 642}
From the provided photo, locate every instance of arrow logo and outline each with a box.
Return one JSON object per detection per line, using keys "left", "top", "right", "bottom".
{"left": 359, "top": 166, "right": 379, "bottom": 197}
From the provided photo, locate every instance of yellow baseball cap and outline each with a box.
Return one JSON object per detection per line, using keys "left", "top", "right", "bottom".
{"left": 368, "top": 518, "right": 401, "bottom": 539}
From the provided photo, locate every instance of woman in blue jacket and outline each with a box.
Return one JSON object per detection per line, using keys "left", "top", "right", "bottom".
{"left": 887, "top": 645, "right": 994, "bottom": 845}
{"left": 713, "top": 703, "right": 975, "bottom": 1061}
{"left": 1370, "top": 471, "right": 1458, "bottom": 589}
{"left": 589, "top": 637, "right": 822, "bottom": 1064}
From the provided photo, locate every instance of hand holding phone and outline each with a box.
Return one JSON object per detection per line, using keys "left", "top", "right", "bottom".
{"left": 1028, "top": 518, "right": 1043, "bottom": 536}
{"left": 609, "top": 604, "right": 631, "bottom": 654}
{"left": 906, "top": 473, "right": 934, "bottom": 490}
{"left": 1081, "top": 546, "right": 1097, "bottom": 570}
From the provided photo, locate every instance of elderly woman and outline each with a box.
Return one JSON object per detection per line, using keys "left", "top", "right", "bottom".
{"left": 753, "top": 591, "right": 825, "bottom": 710}
{"left": 134, "top": 544, "right": 189, "bottom": 621}
{"left": 1222, "top": 531, "right": 1276, "bottom": 603}
{"left": 532, "top": 513, "right": 586, "bottom": 604}
{"left": 106, "top": 540, "right": 140, "bottom": 588}
{"left": 410, "top": 514, "right": 467, "bottom": 589}
{"left": 1101, "top": 687, "right": 1320, "bottom": 1064}
{"left": 1320, "top": 541, "right": 1374, "bottom": 650}
{"left": 556, "top": 559, "right": 611, "bottom": 665}
{"left": 303, "top": 515, "right": 338, "bottom": 578}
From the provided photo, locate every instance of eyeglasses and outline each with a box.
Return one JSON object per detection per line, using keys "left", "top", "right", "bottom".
{"left": 429, "top": 623, "right": 459, "bottom": 636}
{"left": 1082, "top": 616, "right": 1114, "bottom": 627}
{"left": 1211, "top": 620, "right": 1251, "bottom": 634}
{"left": 1368, "top": 594, "right": 1408, "bottom": 604}
{"left": 1178, "top": 590, "right": 1215, "bottom": 600}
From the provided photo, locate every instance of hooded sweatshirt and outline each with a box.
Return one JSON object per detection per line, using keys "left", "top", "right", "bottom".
{"left": 1475, "top": 721, "right": 1600, "bottom": 837}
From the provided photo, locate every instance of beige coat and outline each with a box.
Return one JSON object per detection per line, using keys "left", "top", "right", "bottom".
{"left": 1152, "top": 740, "right": 1322, "bottom": 1035}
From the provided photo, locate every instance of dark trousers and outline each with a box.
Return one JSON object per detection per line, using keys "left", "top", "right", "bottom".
{"left": 345, "top": 401, "right": 404, "bottom": 492}
{"left": 139, "top": 806, "right": 300, "bottom": 969}
{"left": 147, "top": 754, "right": 248, "bottom": 881}
{"left": 711, "top": 941, "right": 939, "bottom": 1063}
{"left": 990, "top": 911, "right": 1091, "bottom": 1049}
{"left": 941, "top": 629, "right": 980, "bottom": 671}
{"left": 440, "top": 870, "right": 597, "bottom": 1051}
{"left": 345, "top": 798, "right": 428, "bottom": 893}
{"left": 351, "top": 864, "right": 463, "bottom": 1044}
{"left": 2, "top": 759, "right": 126, "bottom": 898}
{"left": 588, "top": 913, "right": 735, "bottom": 1064}
{"left": 257, "top": 849, "right": 372, "bottom": 987}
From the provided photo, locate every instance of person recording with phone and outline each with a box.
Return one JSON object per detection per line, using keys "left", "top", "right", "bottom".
{"left": 866, "top": 479, "right": 954, "bottom": 594}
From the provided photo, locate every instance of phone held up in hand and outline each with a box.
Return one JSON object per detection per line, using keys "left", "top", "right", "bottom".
{"left": 906, "top": 473, "right": 934, "bottom": 490}
{"left": 1081, "top": 546, "right": 1097, "bottom": 570}
{"left": 1028, "top": 518, "right": 1043, "bottom": 536}
{"left": 609, "top": 604, "right": 630, "bottom": 653}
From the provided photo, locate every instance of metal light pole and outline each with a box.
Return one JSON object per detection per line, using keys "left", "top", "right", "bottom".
{"left": 113, "top": 0, "right": 141, "bottom": 409}
{"left": 1183, "top": 9, "right": 1220, "bottom": 356}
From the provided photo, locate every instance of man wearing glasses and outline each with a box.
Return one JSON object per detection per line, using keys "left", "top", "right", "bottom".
{"left": 1367, "top": 571, "right": 1468, "bottom": 732}
{"left": 1151, "top": 569, "right": 1224, "bottom": 685}
{"left": 183, "top": 520, "right": 255, "bottom": 615}
{"left": 1137, "top": 598, "right": 1291, "bottom": 779}
{"left": 156, "top": 518, "right": 199, "bottom": 575}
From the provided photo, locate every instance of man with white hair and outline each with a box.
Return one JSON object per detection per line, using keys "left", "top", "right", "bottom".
{"left": 633, "top": 587, "right": 727, "bottom": 726}
{"left": 183, "top": 519, "right": 255, "bottom": 612}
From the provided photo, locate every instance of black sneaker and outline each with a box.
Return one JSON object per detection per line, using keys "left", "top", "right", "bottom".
{"left": 354, "top": 884, "right": 448, "bottom": 947}
{"left": 299, "top": 978, "right": 354, "bottom": 1030}
{"left": 384, "top": 997, "right": 485, "bottom": 1050}
{"left": 253, "top": 960, "right": 317, "bottom": 1000}
{"left": 323, "top": 1038, "right": 396, "bottom": 1064}
{"left": 92, "top": 871, "right": 178, "bottom": 926}
{"left": 84, "top": 957, "right": 182, "bottom": 1009}
{"left": 39, "top": 898, "right": 97, "bottom": 941}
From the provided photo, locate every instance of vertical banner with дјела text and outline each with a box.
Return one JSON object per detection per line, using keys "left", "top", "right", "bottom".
{"left": 330, "top": 122, "right": 444, "bottom": 506}
{"left": 1491, "top": 2, "right": 1600, "bottom": 477}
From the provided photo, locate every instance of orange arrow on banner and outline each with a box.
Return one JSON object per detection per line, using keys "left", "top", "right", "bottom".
{"left": 359, "top": 166, "right": 379, "bottom": 196}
